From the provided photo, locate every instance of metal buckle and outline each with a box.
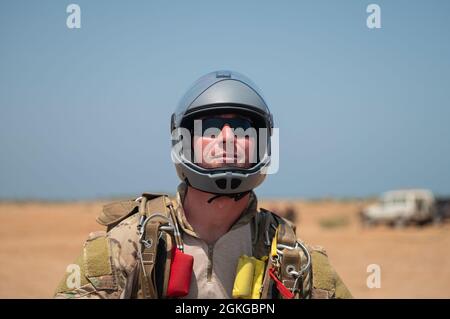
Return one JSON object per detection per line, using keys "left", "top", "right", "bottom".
{"left": 276, "top": 241, "right": 311, "bottom": 274}
{"left": 142, "top": 238, "right": 153, "bottom": 248}
{"left": 138, "top": 214, "right": 175, "bottom": 250}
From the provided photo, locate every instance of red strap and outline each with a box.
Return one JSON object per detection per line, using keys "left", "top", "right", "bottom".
{"left": 269, "top": 268, "right": 294, "bottom": 299}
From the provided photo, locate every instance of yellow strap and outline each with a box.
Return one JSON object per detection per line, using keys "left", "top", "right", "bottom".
{"left": 270, "top": 225, "right": 280, "bottom": 258}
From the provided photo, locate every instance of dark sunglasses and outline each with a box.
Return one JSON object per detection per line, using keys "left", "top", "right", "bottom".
{"left": 187, "top": 117, "right": 254, "bottom": 135}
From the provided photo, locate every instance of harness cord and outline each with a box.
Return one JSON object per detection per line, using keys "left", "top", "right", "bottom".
{"left": 207, "top": 191, "right": 251, "bottom": 204}
{"left": 184, "top": 177, "right": 251, "bottom": 204}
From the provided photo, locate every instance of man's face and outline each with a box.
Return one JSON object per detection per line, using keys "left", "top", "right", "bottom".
{"left": 192, "top": 113, "right": 257, "bottom": 169}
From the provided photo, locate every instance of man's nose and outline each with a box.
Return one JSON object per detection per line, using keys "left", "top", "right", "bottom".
{"left": 221, "top": 124, "right": 235, "bottom": 142}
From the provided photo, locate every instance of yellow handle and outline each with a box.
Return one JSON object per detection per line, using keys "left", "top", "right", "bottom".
{"left": 232, "top": 255, "right": 267, "bottom": 299}
{"left": 251, "top": 257, "right": 266, "bottom": 299}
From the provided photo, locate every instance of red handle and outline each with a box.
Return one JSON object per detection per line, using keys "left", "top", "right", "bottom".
{"left": 167, "top": 248, "right": 194, "bottom": 297}
{"left": 269, "top": 268, "right": 294, "bottom": 299}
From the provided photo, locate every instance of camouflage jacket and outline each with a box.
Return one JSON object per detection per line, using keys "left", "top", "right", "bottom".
{"left": 54, "top": 183, "right": 352, "bottom": 299}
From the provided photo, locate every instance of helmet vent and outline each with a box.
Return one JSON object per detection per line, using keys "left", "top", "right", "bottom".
{"left": 215, "top": 179, "right": 227, "bottom": 190}
{"left": 230, "top": 179, "right": 241, "bottom": 190}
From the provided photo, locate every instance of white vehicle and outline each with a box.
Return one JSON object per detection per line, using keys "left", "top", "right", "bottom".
{"left": 360, "top": 189, "right": 436, "bottom": 227}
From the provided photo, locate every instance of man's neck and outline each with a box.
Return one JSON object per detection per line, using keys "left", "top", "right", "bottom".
{"left": 182, "top": 186, "right": 250, "bottom": 245}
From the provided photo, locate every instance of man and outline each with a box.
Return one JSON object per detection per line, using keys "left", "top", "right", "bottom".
{"left": 54, "top": 70, "right": 352, "bottom": 299}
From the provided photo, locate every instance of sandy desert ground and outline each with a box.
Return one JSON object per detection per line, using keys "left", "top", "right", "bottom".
{"left": 0, "top": 198, "right": 449, "bottom": 298}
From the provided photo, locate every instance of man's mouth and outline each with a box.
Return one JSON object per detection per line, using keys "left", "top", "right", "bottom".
{"left": 205, "top": 155, "right": 244, "bottom": 163}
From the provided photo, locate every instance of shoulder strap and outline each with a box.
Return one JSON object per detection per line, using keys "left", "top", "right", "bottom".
{"left": 99, "top": 193, "right": 177, "bottom": 299}
{"left": 253, "top": 209, "right": 278, "bottom": 299}
{"left": 97, "top": 193, "right": 171, "bottom": 229}
{"left": 252, "top": 208, "right": 278, "bottom": 259}
{"left": 136, "top": 193, "right": 176, "bottom": 299}
{"left": 255, "top": 208, "right": 313, "bottom": 299}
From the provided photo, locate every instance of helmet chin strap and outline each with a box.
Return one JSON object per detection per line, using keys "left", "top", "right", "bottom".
{"left": 207, "top": 191, "right": 251, "bottom": 204}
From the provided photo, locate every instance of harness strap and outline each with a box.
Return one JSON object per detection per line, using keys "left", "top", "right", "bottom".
{"left": 252, "top": 209, "right": 278, "bottom": 259}
{"left": 136, "top": 193, "right": 177, "bottom": 299}
{"left": 257, "top": 210, "right": 278, "bottom": 299}
{"left": 260, "top": 254, "right": 274, "bottom": 299}
{"left": 277, "top": 220, "right": 296, "bottom": 246}
{"left": 257, "top": 210, "right": 313, "bottom": 299}
{"left": 139, "top": 222, "right": 160, "bottom": 299}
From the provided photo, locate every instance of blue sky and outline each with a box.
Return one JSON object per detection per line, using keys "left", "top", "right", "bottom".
{"left": 1, "top": 0, "right": 449, "bottom": 200}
